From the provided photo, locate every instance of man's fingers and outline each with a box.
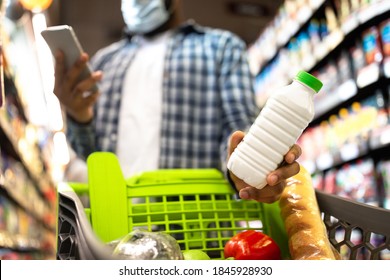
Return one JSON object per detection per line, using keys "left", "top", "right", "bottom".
{"left": 74, "top": 71, "right": 103, "bottom": 97}
{"left": 83, "top": 91, "right": 100, "bottom": 107}
{"left": 54, "top": 51, "right": 65, "bottom": 92}
{"left": 228, "top": 131, "right": 245, "bottom": 155}
{"left": 239, "top": 182, "right": 285, "bottom": 203}
{"left": 267, "top": 161, "right": 300, "bottom": 185}
{"left": 285, "top": 144, "right": 302, "bottom": 163}
{"left": 64, "top": 53, "right": 89, "bottom": 85}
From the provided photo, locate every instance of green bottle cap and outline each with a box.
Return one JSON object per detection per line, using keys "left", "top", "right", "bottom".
{"left": 295, "top": 71, "right": 323, "bottom": 93}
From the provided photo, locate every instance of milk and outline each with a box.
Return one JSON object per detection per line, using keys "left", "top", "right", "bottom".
{"left": 227, "top": 71, "right": 323, "bottom": 189}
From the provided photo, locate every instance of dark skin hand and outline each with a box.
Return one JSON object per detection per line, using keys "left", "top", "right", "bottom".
{"left": 54, "top": 51, "right": 102, "bottom": 123}
{"left": 228, "top": 131, "right": 302, "bottom": 203}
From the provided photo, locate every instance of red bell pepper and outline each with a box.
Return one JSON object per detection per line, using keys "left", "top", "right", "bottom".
{"left": 224, "top": 230, "right": 281, "bottom": 260}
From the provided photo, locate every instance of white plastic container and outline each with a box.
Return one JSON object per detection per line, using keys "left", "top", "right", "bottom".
{"left": 227, "top": 71, "right": 323, "bottom": 189}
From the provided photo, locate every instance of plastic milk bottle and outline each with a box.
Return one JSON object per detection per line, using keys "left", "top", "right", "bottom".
{"left": 227, "top": 71, "right": 323, "bottom": 189}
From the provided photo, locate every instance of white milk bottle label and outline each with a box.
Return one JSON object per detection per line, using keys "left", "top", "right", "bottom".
{"left": 227, "top": 71, "right": 323, "bottom": 189}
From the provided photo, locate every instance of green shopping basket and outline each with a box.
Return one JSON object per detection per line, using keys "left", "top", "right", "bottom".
{"left": 57, "top": 152, "right": 288, "bottom": 260}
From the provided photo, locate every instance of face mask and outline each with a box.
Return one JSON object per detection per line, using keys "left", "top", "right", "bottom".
{"left": 121, "top": 0, "right": 171, "bottom": 34}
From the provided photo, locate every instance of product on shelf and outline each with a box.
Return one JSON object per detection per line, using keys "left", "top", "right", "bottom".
{"left": 356, "top": 25, "right": 383, "bottom": 87}
{"left": 380, "top": 18, "right": 390, "bottom": 56}
{"left": 337, "top": 50, "right": 355, "bottom": 83}
{"left": 335, "top": 159, "right": 379, "bottom": 206}
{"left": 324, "top": 2, "right": 344, "bottom": 50}
{"left": 311, "top": 172, "right": 324, "bottom": 189}
{"left": 313, "top": 18, "right": 330, "bottom": 60}
{"left": 336, "top": 0, "right": 358, "bottom": 34}
{"left": 366, "top": 89, "right": 390, "bottom": 148}
{"left": 308, "top": 18, "right": 322, "bottom": 48}
{"left": 333, "top": 0, "right": 349, "bottom": 24}
{"left": 350, "top": 40, "right": 368, "bottom": 85}
{"left": 0, "top": 196, "right": 7, "bottom": 231}
{"left": 298, "top": 31, "right": 317, "bottom": 69}
{"left": 312, "top": 61, "right": 351, "bottom": 117}
{"left": 336, "top": 50, "right": 358, "bottom": 101}
{"left": 1, "top": 41, "right": 4, "bottom": 107}
{"left": 297, "top": 127, "right": 318, "bottom": 173}
{"left": 324, "top": 118, "right": 340, "bottom": 161}
{"left": 362, "top": 25, "right": 383, "bottom": 65}
{"left": 337, "top": 108, "right": 362, "bottom": 162}
{"left": 376, "top": 160, "right": 390, "bottom": 209}
{"left": 287, "top": 38, "right": 302, "bottom": 77}
{"left": 310, "top": 117, "right": 340, "bottom": 170}
{"left": 316, "top": 120, "right": 336, "bottom": 168}
{"left": 357, "top": 0, "right": 390, "bottom": 24}
{"left": 379, "top": 18, "right": 390, "bottom": 77}
{"left": 323, "top": 168, "right": 338, "bottom": 194}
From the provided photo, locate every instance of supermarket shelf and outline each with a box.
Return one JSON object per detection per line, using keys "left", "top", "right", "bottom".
{"left": 312, "top": 75, "right": 390, "bottom": 123}
{"left": 0, "top": 13, "right": 57, "bottom": 260}
{"left": 313, "top": 79, "right": 358, "bottom": 120}
{"left": 254, "top": 0, "right": 390, "bottom": 80}
{"left": 0, "top": 230, "right": 54, "bottom": 257}
{"left": 0, "top": 231, "right": 41, "bottom": 252}
{"left": 257, "top": 0, "right": 327, "bottom": 68}
{"left": 310, "top": 3, "right": 390, "bottom": 73}
{"left": 0, "top": 114, "right": 55, "bottom": 200}
{"left": 306, "top": 137, "right": 390, "bottom": 173}
{"left": 370, "top": 125, "right": 390, "bottom": 150}
{"left": 0, "top": 184, "right": 56, "bottom": 231}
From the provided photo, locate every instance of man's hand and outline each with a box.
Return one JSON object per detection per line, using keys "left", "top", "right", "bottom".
{"left": 54, "top": 51, "right": 103, "bottom": 123}
{"left": 228, "top": 131, "right": 302, "bottom": 203}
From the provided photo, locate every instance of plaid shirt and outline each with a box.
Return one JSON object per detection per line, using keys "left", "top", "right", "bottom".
{"left": 67, "top": 22, "right": 259, "bottom": 172}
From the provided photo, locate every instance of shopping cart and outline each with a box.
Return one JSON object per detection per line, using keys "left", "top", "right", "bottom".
{"left": 56, "top": 152, "right": 390, "bottom": 260}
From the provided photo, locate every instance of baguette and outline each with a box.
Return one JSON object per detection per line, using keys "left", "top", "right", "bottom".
{"left": 279, "top": 165, "right": 339, "bottom": 260}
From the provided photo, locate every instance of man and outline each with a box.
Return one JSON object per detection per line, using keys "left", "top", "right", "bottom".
{"left": 54, "top": 0, "right": 301, "bottom": 203}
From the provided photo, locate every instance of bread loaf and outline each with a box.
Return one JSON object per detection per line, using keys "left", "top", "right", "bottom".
{"left": 279, "top": 166, "right": 339, "bottom": 260}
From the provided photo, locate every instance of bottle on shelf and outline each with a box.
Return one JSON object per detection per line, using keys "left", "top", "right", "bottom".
{"left": 228, "top": 71, "right": 323, "bottom": 189}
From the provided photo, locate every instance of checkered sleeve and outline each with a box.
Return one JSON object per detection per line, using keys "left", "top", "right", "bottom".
{"left": 217, "top": 32, "right": 259, "bottom": 174}
{"left": 66, "top": 116, "right": 96, "bottom": 160}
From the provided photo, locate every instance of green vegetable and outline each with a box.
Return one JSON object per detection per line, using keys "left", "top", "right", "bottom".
{"left": 183, "top": 250, "right": 210, "bottom": 260}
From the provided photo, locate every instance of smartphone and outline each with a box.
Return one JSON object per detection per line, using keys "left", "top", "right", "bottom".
{"left": 41, "top": 25, "right": 98, "bottom": 92}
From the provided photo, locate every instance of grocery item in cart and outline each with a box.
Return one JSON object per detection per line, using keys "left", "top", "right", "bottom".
{"left": 280, "top": 166, "right": 340, "bottom": 260}
{"left": 112, "top": 229, "right": 183, "bottom": 260}
{"left": 182, "top": 250, "right": 211, "bottom": 260}
{"left": 228, "top": 71, "right": 323, "bottom": 189}
{"left": 223, "top": 230, "right": 281, "bottom": 260}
